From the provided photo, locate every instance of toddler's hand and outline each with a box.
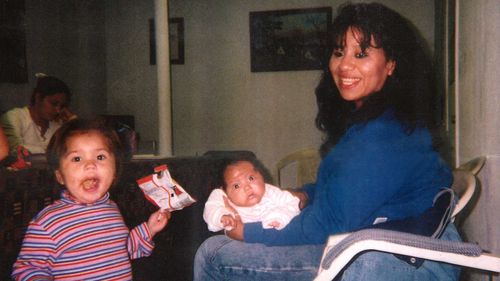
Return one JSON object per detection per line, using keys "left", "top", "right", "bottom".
{"left": 147, "top": 209, "right": 171, "bottom": 237}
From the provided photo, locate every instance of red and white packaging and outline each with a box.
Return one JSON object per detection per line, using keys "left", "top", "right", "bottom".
{"left": 136, "top": 164, "right": 196, "bottom": 212}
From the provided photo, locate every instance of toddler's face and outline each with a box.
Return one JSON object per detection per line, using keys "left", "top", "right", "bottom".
{"left": 55, "top": 131, "right": 116, "bottom": 204}
{"left": 224, "top": 161, "right": 265, "bottom": 207}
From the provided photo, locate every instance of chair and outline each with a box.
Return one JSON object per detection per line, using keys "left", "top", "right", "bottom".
{"left": 453, "top": 156, "right": 486, "bottom": 228}
{"left": 275, "top": 148, "right": 320, "bottom": 188}
{"left": 451, "top": 169, "right": 478, "bottom": 218}
{"left": 315, "top": 168, "right": 500, "bottom": 281}
{"left": 457, "top": 156, "right": 486, "bottom": 175}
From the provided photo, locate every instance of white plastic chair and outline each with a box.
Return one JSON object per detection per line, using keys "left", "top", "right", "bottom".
{"left": 457, "top": 156, "right": 486, "bottom": 175}
{"left": 315, "top": 168, "right": 500, "bottom": 281}
{"left": 453, "top": 156, "right": 486, "bottom": 223}
{"left": 451, "top": 169, "right": 477, "bottom": 219}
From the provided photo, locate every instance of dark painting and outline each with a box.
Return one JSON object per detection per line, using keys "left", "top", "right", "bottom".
{"left": 250, "top": 7, "right": 332, "bottom": 72}
{"left": 0, "top": 0, "right": 28, "bottom": 83}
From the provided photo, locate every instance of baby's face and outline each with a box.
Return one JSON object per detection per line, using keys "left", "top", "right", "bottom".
{"left": 55, "top": 131, "right": 116, "bottom": 204}
{"left": 224, "top": 161, "right": 265, "bottom": 207}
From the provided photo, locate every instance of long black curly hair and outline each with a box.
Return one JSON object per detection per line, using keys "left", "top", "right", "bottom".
{"left": 315, "top": 2, "right": 440, "bottom": 157}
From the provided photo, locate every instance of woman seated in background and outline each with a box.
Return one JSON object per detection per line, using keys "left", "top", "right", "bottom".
{"left": 193, "top": 2, "right": 461, "bottom": 280}
{"left": 0, "top": 74, "right": 75, "bottom": 156}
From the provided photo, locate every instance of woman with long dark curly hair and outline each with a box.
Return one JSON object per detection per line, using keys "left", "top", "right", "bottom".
{"left": 315, "top": 2, "right": 439, "bottom": 157}
{"left": 194, "top": 3, "right": 460, "bottom": 280}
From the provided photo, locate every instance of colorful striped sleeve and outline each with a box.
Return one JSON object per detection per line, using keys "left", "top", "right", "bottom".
{"left": 128, "top": 222, "right": 155, "bottom": 259}
{"left": 12, "top": 221, "right": 56, "bottom": 280}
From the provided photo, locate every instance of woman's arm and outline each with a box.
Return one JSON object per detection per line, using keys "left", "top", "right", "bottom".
{"left": 241, "top": 119, "right": 451, "bottom": 246}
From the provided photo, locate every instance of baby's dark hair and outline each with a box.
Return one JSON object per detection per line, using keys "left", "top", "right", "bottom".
{"left": 217, "top": 156, "right": 268, "bottom": 191}
{"left": 30, "top": 75, "right": 71, "bottom": 106}
{"left": 46, "top": 117, "right": 124, "bottom": 180}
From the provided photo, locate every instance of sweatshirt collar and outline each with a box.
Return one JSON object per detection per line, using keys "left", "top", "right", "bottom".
{"left": 60, "top": 190, "right": 110, "bottom": 206}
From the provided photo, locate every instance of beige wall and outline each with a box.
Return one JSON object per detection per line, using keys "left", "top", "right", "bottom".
{"left": 105, "top": 0, "right": 159, "bottom": 145}
{"left": 168, "top": 0, "right": 436, "bottom": 175}
{"left": 0, "top": 0, "right": 436, "bottom": 176}
{"left": 456, "top": 0, "right": 500, "bottom": 280}
{"left": 0, "top": 0, "right": 106, "bottom": 118}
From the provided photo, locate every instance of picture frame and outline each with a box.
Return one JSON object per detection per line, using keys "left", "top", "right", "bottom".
{"left": 250, "top": 7, "right": 332, "bottom": 72}
{"left": 168, "top": 17, "right": 184, "bottom": 64}
{"left": 149, "top": 17, "right": 184, "bottom": 65}
{"left": 0, "top": 0, "right": 28, "bottom": 83}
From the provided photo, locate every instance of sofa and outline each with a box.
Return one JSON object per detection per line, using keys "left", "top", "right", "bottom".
{"left": 0, "top": 151, "right": 263, "bottom": 281}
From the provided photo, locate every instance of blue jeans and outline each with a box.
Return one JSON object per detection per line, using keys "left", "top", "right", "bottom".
{"left": 193, "top": 223, "right": 461, "bottom": 281}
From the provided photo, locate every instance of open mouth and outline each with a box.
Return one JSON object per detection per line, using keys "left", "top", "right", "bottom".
{"left": 340, "top": 78, "right": 360, "bottom": 85}
{"left": 338, "top": 77, "right": 361, "bottom": 88}
{"left": 82, "top": 178, "right": 99, "bottom": 190}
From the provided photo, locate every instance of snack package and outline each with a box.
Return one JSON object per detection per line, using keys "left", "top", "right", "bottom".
{"left": 137, "top": 164, "right": 196, "bottom": 212}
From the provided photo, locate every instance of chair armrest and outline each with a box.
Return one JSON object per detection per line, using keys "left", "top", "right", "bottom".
{"left": 315, "top": 229, "right": 500, "bottom": 281}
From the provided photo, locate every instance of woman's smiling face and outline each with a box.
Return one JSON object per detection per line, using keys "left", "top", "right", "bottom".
{"left": 329, "top": 27, "right": 395, "bottom": 109}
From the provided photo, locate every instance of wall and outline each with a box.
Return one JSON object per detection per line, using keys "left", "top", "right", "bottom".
{"left": 168, "top": 0, "right": 436, "bottom": 176}
{"left": 0, "top": 0, "right": 106, "bottom": 118}
{"left": 0, "top": 0, "right": 436, "bottom": 177}
{"left": 0, "top": 0, "right": 158, "bottom": 151}
{"left": 105, "top": 0, "right": 159, "bottom": 147}
{"left": 456, "top": 0, "right": 500, "bottom": 280}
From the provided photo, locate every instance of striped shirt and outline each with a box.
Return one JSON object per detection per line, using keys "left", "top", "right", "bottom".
{"left": 12, "top": 191, "right": 154, "bottom": 280}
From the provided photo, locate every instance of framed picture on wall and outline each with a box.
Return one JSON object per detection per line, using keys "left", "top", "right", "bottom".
{"left": 0, "top": 0, "right": 28, "bottom": 83}
{"left": 169, "top": 17, "right": 184, "bottom": 64}
{"left": 149, "top": 17, "right": 184, "bottom": 65}
{"left": 250, "top": 7, "right": 332, "bottom": 72}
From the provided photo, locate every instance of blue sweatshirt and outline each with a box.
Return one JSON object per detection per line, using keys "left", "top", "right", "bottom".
{"left": 245, "top": 110, "right": 452, "bottom": 246}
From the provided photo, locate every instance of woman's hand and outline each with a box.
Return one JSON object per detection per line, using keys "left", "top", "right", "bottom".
{"left": 147, "top": 209, "right": 171, "bottom": 237}
{"left": 221, "top": 214, "right": 237, "bottom": 230}
{"left": 57, "top": 107, "right": 77, "bottom": 122}
{"left": 286, "top": 190, "right": 309, "bottom": 209}
{"left": 223, "top": 196, "right": 244, "bottom": 241}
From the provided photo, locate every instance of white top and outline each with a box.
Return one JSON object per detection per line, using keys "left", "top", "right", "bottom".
{"left": 0, "top": 107, "right": 62, "bottom": 154}
{"left": 203, "top": 183, "right": 301, "bottom": 232}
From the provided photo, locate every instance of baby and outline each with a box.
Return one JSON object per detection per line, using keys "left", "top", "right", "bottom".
{"left": 12, "top": 118, "right": 169, "bottom": 280}
{"left": 203, "top": 157, "right": 300, "bottom": 232}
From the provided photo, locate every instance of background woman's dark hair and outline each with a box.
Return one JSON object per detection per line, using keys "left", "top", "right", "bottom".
{"left": 315, "top": 2, "right": 439, "bottom": 156}
{"left": 46, "top": 117, "right": 124, "bottom": 185}
{"left": 30, "top": 76, "right": 71, "bottom": 105}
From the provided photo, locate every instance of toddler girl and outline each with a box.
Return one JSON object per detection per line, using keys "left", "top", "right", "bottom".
{"left": 12, "top": 118, "right": 169, "bottom": 280}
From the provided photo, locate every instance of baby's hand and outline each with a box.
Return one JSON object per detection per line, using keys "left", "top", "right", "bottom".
{"left": 147, "top": 209, "right": 171, "bottom": 237}
{"left": 266, "top": 220, "right": 281, "bottom": 229}
{"left": 221, "top": 214, "right": 236, "bottom": 230}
